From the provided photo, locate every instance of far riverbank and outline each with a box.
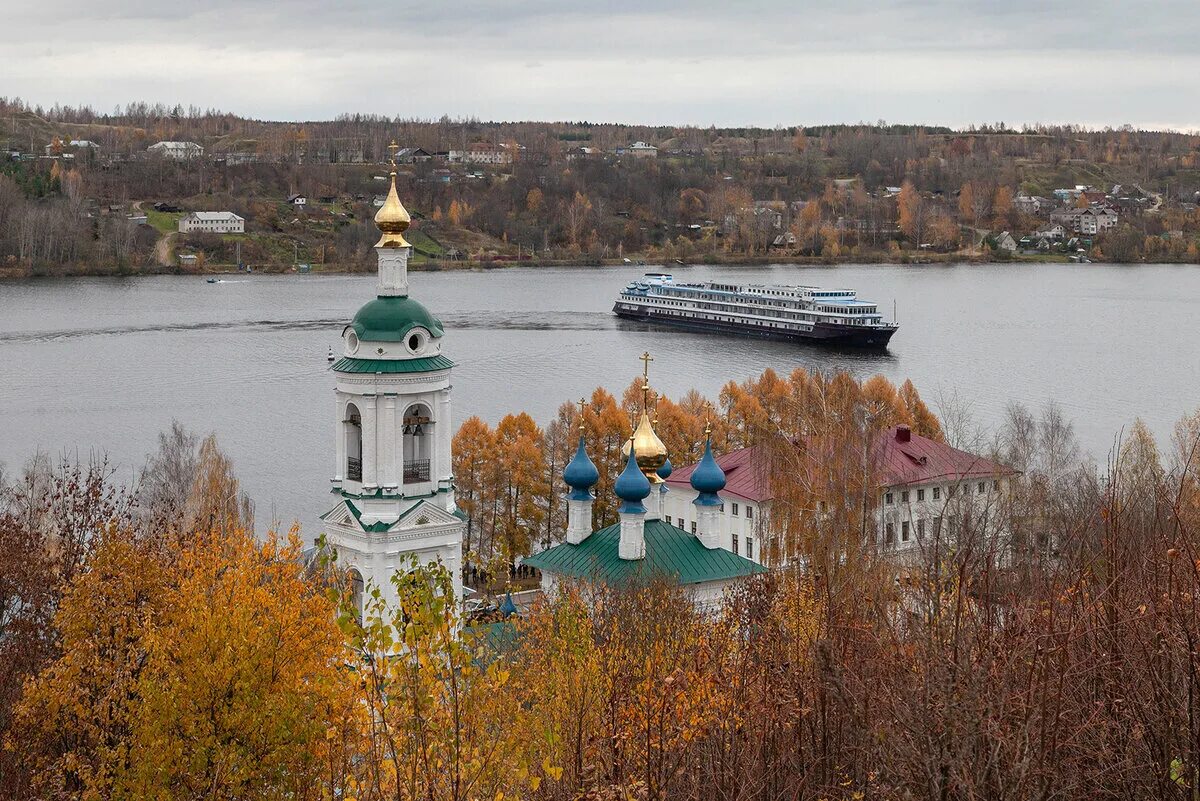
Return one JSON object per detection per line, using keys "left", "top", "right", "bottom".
{"left": 2, "top": 250, "right": 1182, "bottom": 280}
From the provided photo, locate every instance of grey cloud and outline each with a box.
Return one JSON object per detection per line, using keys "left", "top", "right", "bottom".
{"left": 3, "top": 1, "right": 1198, "bottom": 128}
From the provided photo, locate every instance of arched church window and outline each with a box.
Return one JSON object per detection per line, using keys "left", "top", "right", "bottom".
{"left": 345, "top": 403, "right": 363, "bottom": 482}
{"left": 402, "top": 403, "right": 433, "bottom": 483}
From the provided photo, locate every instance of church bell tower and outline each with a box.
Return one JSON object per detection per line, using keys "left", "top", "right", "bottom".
{"left": 321, "top": 142, "right": 464, "bottom": 611}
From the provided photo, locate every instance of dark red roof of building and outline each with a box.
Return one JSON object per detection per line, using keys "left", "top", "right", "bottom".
{"left": 666, "top": 426, "right": 1016, "bottom": 503}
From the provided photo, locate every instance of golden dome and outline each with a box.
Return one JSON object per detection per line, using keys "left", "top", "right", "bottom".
{"left": 623, "top": 410, "right": 668, "bottom": 484}
{"left": 374, "top": 172, "right": 411, "bottom": 248}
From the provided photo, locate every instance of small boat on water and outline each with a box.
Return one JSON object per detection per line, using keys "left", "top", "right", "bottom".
{"left": 613, "top": 273, "right": 898, "bottom": 349}
{"left": 206, "top": 278, "right": 220, "bottom": 284}
{"left": 327, "top": 347, "right": 335, "bottom": 362}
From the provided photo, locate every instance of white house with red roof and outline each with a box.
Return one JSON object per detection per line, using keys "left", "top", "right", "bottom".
{"left": 664, "top": 425, "right": 1017, "bottom": 565}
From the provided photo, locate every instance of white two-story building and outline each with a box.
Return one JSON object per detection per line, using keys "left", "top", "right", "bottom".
{"left": 178, "top": 211, "right": 245, "bottom": 234}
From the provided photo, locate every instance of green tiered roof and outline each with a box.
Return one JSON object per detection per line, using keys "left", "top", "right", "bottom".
{"left": 349, "top": 296, "right": 444, "bottom": 341}
{"left": 332, "top": 355, "right": 455, "bottom": 373}
{"left": 524, "top": 519, "right": 766, "bottom": 586}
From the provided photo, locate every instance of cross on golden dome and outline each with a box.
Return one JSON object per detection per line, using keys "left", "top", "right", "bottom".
{"left": 623, "top": 351, "right": 668, "bottom": 482}
{"left": 374, "top": 139, "right": 411, "bottom": 248}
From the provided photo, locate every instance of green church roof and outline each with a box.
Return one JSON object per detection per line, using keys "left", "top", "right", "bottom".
{"left": 349, "top": 296, "right": 444, "bottom": 342}
{"left": 523, "top": 519, "right": 766, "bottom": 587}
{"left": 332, "top": 355, "right": 455, "bottom": 374}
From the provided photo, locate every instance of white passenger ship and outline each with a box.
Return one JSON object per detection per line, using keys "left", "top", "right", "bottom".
{"left": 613, "top": 273, "right": 898, "bottom": 348}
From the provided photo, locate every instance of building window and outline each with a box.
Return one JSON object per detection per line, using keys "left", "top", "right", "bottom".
{"left": 731, "top": 502, "right": 739, "bottom": 516}
{"left": 885, "top": 492, "right": 894, "bottom": 505}
{"left": 732, "top": 534, "right": 739, "bottom": 555}
{"left": 690, "top": 522, "right": 697, "bottom": 535}
{"left": 665, "top": 516, "right": 672, "bottom": 526}
{"left": 917, "top": 519, "right": 925, "bottom": 539}
{"left": 994, "top": 480, "right": 1000, "bottom": 492}
{"left": 746, "top": 505, "right": 753, "bottom": 520}
{"left": 933, "top": 486, "right": 941, "bottom": 500}
{"left": 678, "top": 519, "right": 685, "bottom": 530}
{"left": 885, "top": 523, "right": 895, "bottom": 545}
{"left": 745, "top": 537, "right": 754, "bottom": 560}
{"left": 901, "top": 490, "right": 910, "bottom": 503}
{"left": 917, "top": 488, "right": 925, "bottom": 501}
{"left": 978, "top": 482, "right": 986, "bottom": 494}
{"left": 902, "top": 521, "right": 910, "bottom": 542}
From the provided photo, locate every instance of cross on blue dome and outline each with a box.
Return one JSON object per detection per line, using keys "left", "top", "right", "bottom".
{"left": 690, "top": 438, "right": 726, "bottom": 507}
{"left": 563, "top": 435, "right": 600, "bottom": 500}
{"left": 614, "top": 448, "right": 652, "bottom": 514}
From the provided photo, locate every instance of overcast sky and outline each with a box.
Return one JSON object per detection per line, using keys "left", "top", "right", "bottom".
{"left": 5, "top": 0, "right": 1199, "bottom": 129}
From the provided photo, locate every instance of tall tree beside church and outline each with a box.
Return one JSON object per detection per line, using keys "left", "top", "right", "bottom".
{"left": 494, "top": 413, "right": 548, "bottom": 569}
{"left": 452, "top": 415, "right": 495, "bottom": 559}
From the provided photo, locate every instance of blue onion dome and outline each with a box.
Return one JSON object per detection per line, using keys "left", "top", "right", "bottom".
{"left": 563, "top": 435, "right": 599, "bottom": 500}
{"left": 614, "top": 450, "right": 652, "bottom": 514}
{"left": 690, "top": 439, "right": 726, "bottom": 506}
{"left": 657, "top": 456, "right": 673, "bottom": 481}
{"left": 499, "top": 590, "right": 518, "bottom": 618}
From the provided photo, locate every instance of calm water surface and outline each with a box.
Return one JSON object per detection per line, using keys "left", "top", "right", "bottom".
{"left": 1, "top": 263, "right": 1197, "bottom": 528}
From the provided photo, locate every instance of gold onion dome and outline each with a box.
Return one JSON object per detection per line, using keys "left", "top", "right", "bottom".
{"left": 624, "top": 410, "right": 669, "bottom": 483}
{"left": 374, "top": 173, "right": 411, "bottom": 248}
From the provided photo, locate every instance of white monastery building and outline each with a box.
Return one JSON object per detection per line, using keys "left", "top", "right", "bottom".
{"left": 321, "top": 147, "right": 465, "bottom": 612}
{"left": 664, "top": 425, "right": 1017, "bottom": 566}
{"left": 148, "top": 140, "right": 204, "bottom": 160}
{"left": 177, "top": 211, "right": 245, "bottom": 234}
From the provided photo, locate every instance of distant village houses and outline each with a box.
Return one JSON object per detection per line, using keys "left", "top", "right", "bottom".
{"left": 148, "top": 141, "right": 204, "bottom": 160}
{"left": 45, "top": 139, "right": 99, "bottom": 156}
{"left": 178, "top": 211, "right": 245, "bottom": 234}
{"left": 1050, "top": 206, "right": 1119, "bottom": 235}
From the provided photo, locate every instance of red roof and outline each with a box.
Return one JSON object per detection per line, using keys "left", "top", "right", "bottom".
{"left": 667, "top": 426, "right": 1016, "bottom": 502}
{"left": 667, "top": 446, "right": 772, "bottom": 503}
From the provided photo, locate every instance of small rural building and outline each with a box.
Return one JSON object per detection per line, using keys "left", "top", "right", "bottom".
{"left": 287, "top": 193, "right": 307, "bottom": 206}
{"left": 394, "top": 147, "right": 432, "bottom": 163}
{"left": 178, "top": 211, "right": 245, "bottom": 234}
{"left": 617, "top": 141, "right": 658, "bottom": 158}
{"left": 148, "top": 141, "right": 204, "bottom": 160}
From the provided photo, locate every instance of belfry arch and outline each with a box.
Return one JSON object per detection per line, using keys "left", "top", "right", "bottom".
{"left": 344, "top": 402, "right": 362, "bottom": 481}
{"left": 402, "top": 402, "right": 433, "bottom": 483}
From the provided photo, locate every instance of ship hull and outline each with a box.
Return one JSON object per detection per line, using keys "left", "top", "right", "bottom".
{"left": 613, "top": 304, "right": 897, "bottom": 349}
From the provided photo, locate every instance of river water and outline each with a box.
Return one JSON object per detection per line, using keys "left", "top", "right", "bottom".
{"left": 1, "top": 262, "right": 1197, "bottom": 528}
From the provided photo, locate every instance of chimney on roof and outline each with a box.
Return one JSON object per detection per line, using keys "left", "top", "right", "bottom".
{"left": 896, "top": 425, "right": 911, "bottom": 443}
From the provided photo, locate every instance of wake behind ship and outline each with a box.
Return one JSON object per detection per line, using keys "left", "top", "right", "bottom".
{"left": 613, "top": 274, "right": 898, "bottom": 349}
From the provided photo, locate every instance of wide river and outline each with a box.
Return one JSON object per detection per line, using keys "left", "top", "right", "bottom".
{"left": 1, "top": 263, "right": 1197, "bottom": 529}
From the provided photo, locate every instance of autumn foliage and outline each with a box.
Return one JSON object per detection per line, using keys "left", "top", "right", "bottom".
{"left": 5, "top": 404, "right": 1200, "bottom": 800}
